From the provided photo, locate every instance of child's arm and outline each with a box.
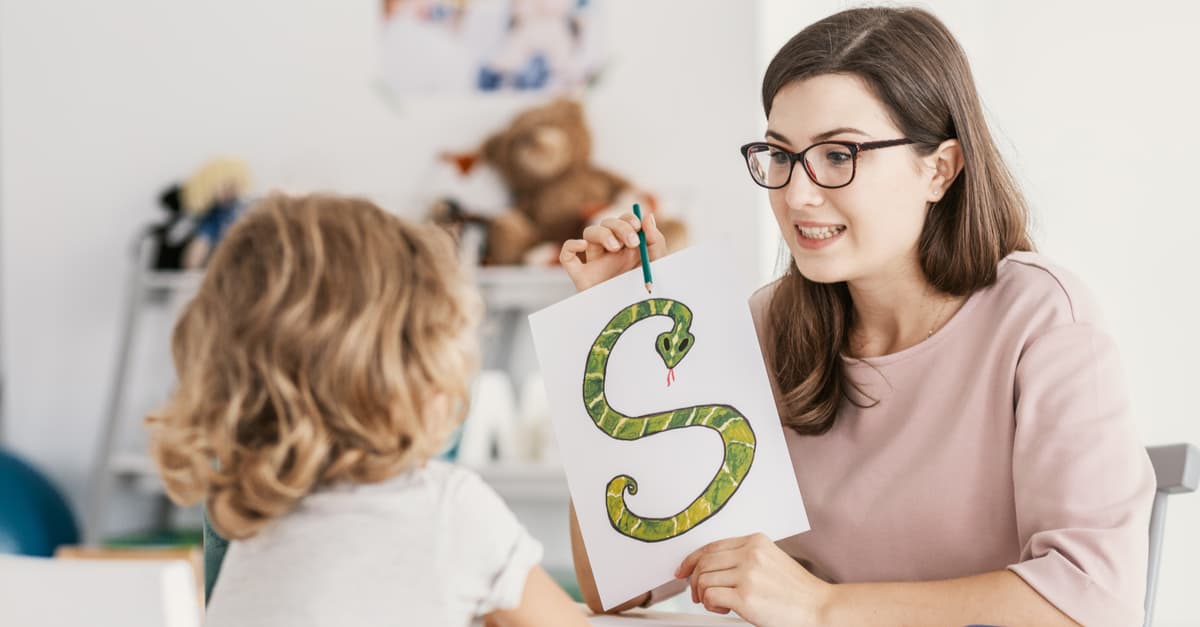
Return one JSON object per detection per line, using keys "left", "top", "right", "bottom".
{"left": 483, "top": 565, "right": 589, "bottom": 627}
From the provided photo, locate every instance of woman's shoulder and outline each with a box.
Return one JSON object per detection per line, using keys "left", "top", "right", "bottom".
{"left": 988, "top": 251, "right": 1104, "bottom": 326}
{"left": 749, "top": 279, "right": 783, "bottom": 324}
{"left": 749, "top": 278, "right": 783, "bottom": 342}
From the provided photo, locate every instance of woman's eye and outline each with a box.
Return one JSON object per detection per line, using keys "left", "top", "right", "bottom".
{"left": 769, "top": 151, "right": 791, "bottom": 165}
{"left": 826, "top": 150, "right": 853, "bottom": 166}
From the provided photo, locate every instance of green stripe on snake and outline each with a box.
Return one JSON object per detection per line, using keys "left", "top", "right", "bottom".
{"left": 583, "top": 298, "right": 756, "bottom": 543}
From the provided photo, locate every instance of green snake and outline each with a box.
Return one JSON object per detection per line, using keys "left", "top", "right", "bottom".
{"left": 583, "top": 298, "right": 756, "bottom": 543}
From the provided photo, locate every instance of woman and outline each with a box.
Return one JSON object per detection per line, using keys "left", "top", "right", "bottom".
{"left": 559, "top": 6, "right": 1153, "bottom": 627}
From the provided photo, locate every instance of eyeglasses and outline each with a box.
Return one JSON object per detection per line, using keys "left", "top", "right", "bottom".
{"left": 739, "top": 138, "right": 915, "bottom": 189}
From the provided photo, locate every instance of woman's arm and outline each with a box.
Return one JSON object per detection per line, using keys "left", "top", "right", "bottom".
{"left": 825, "top": 570, "right": 1078, "bottom": 626}
{"left": 569, "top": 501, "right": 651, "bottom": 613}
{"left": 484, "top": 565, "right": 590, "bottom": 627}
{"left": 681, "top": 533, "right": 1079, "bottom": 627}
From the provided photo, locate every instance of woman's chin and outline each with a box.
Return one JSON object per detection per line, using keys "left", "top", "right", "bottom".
{"left": 790, "top": 255, "right": 850, "bottom": 284}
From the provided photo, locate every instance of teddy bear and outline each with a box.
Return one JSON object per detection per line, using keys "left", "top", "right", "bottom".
{"left": 147, "top": 157, "right": 251, "bottom": 270}
{"left": 474, "top": 98, "right": 686, "bottom": 266}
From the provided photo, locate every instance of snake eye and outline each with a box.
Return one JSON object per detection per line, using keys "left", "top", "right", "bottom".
{"left": 662, "top": 337, "right": 672, "bottom": 351}
{"left": 679, "top": 338, "right": 690, "bottom": 351}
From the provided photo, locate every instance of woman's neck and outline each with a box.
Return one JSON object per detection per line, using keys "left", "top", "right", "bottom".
{"left": 845, "top": 261, "right": 964, "bottom": 359}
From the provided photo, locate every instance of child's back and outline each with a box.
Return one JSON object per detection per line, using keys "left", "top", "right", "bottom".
{"left": 205, "top": 461, "right": 541, "bottom": 625}
{"left": 148, "top": 194, "right": 586, "bottom": 627}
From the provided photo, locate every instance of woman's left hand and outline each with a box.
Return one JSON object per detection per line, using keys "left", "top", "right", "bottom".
{"left": 676, "top": 533, "right": 833, "bottom": 626}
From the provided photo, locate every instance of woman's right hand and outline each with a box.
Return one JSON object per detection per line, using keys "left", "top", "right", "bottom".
{"left": 559, "top": 212, "right": 668, "bottom": 292}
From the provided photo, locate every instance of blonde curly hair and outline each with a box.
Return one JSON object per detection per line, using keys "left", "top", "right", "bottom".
{"left": 148, "top": 194, "right": 480, "bottom": 539}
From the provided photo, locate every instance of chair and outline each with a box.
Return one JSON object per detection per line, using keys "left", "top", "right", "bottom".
{"left": 0, "top": 553, "right": 201, "bottom": 627}
{"left": 1144, "top": 443, "right": 1199, "bottom": 627}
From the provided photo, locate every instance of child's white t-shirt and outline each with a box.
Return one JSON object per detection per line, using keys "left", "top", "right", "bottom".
{"left": 204, "top": 460, "right": 543, "bottom": 626}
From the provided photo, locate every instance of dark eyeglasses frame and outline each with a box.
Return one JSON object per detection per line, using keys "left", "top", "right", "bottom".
{"left": 739, "top": 138, "right": 915, "bottom": 189}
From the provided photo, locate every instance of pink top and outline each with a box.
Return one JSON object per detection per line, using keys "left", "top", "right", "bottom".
{"left": 653, "top": 252, "right": 1155, "bottom": 626}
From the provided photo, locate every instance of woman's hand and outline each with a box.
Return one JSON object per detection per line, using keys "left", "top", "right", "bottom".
{"left": 559, "top": 212, "right": 668, "bottom": 292}
{"left": 676, "top": 533, "right": 833, "bottom": 627}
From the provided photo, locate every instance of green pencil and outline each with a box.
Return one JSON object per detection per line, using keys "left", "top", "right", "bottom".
{"left": 632, "top": 203, "right": 653, "bottom": 293}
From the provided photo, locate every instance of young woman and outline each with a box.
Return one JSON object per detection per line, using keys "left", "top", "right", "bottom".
{"left": 560, "top": 7, "right": 1153, "bottom": 627}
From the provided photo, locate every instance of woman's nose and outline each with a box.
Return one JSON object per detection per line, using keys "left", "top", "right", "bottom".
{"left": 784, "top": 161, "right": 825, "bottom": 209}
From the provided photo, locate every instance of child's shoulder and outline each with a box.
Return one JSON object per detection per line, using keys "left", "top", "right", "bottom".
{"left": 417, "top": 461, "right": 515, "bottom": 518}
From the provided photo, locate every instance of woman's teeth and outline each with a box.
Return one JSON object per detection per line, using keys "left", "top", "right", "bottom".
{"left": 798, "top": 225, "right": 846, "bottom": 239}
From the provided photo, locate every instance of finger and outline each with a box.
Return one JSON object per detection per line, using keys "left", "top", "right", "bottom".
{"left": 584, "top": 239, "right": 608, "bottom": 263}
{"left": 693, "top": 569, "right": 741, "bottom": 605}
{"left": 559, "top": 238, "right": 586, "bottom": 265}
{"left": 600, "top": 217, "right": 640, "bottom": 248}
{"left": 687, "top": 552, "right": 741, "bottom": 602}
{"left": 701, "top": 587, "right": 740, "bottom": 615}
{"left": 582, "top": 224, "right": 622, "bottom": 252}
{"left": 559, "top": 239, "right": 588, "bottom": 287}
{"left": 618, "top": 211, "right": 641, "bottom": 231}
{"left": 677, "top": 535, "right": 752, "bottom": 578}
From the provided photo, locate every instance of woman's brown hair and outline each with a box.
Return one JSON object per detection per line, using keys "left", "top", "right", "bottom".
{"left": 147, "top": 194, "right": 479, "bottom": 539}
{"left": 762, "top": 6, "right": 1033, "bottom": 435}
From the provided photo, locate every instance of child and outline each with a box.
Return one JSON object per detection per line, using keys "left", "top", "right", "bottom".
{"left": 148, "top": 194, "right": 587, "bottom": 626}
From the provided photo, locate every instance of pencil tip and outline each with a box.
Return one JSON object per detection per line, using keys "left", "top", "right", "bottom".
{"left": 645, "top": 282, "right": 653, "bottom": 293}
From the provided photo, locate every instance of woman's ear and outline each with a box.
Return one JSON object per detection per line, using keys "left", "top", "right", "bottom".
{"left": 926, "top": 138, "right": 964, "bottom": 202}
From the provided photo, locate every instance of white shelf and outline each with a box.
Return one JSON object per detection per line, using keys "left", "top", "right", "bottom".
{"left": 111, "top": 452, "right": 567, "bottom": 503}
{"left": 140, "top": 270, "right": 204, "bottom": 291}
{"left": 136, "top": 266, "right": 574, "bottom": 310}
{"left": 474, "top": 266, "right": 574, "bottom": 310}
{"left": 467, "top": 462, "right": 569, "bottom": 502}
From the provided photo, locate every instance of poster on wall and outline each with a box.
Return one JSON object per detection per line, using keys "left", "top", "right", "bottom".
{"left": 379, "top": 0, "right": 605, "bottom": 99}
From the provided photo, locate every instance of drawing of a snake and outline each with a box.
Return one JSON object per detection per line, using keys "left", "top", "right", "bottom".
{"left": 583, "top": 298, "right": 756, "bottom": 542}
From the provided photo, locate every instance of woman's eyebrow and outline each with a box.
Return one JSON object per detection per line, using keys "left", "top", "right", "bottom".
{"left": 765, "top": 129, "right": 792, "bottom": 144}
{"left": 765, "top": 127, "right": 870, "bottom": 145}
{"left": 813, "top": 127, "right": 869, "bottom": 141}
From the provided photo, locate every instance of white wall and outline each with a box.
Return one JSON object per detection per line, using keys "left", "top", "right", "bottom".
{"left": 0, "top": 0, "right": 760, "bottom": 526}
{"left": 759, "top": 2, "right": 1200, "bottom": 625}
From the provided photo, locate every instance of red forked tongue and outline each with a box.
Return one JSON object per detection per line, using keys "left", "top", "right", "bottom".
{"left": 666, "top": 368, "right": 676, "bottom": 387}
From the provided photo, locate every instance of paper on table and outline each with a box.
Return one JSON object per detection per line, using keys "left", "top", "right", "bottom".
{"left": 529, "top": 245, "right": 809, "bottom": 610}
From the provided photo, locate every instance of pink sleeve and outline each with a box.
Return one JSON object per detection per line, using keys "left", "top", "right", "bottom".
{"left": 1007, "top": 322, "right": 1155, "bottom": 627}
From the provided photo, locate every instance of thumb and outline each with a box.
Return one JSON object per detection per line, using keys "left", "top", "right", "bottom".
{"left": 644, "top": 213, "right": 668, "bottom": 258}
{"left": 559, "top": 239, "right": 590, "bottom": 291}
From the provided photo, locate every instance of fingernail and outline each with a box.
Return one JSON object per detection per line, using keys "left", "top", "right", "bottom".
{"left": 606, "top": 236, "right": 620, "bottom": 250}
{"left": 626, "top": 233, "right": 639, "bottom": 247}
{"left": 649, "top": 214, "right": 656, "bottom": 228}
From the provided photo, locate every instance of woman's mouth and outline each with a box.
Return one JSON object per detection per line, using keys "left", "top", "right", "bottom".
{"left": 795, "top": 224, "right": 846, "bottom": 249}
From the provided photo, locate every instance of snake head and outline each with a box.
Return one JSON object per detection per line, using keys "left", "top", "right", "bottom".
{"left": 655, "top": 329, "right": 695, "bottom": 369}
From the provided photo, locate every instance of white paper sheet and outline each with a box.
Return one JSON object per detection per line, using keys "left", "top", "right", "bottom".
{"left": 529, "top": 245, "right": 809, "bottom": 610}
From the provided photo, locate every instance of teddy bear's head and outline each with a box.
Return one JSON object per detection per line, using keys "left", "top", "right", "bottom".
{"left": 483, "top": 99, "right": 592, "bottom": 194}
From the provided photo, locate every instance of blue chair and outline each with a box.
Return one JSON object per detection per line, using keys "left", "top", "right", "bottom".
{"left": 0, "top": 448, "right": 80, "bottom": 556}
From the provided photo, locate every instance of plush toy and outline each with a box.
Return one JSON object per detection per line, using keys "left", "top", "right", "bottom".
{"left": 431, "top": 99, "right": 688, "bottom": 265}
{"left": 146, "top": 158, "right": 251, "bottom": 270}
{"left": 478, "top": 99, "right": 634, "bottom": 264}
{"left": 182, "top": 158, "right": 251, "bottom": 269}
{"left": 148, "top": 184, "right": 194, "bottom": 271}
